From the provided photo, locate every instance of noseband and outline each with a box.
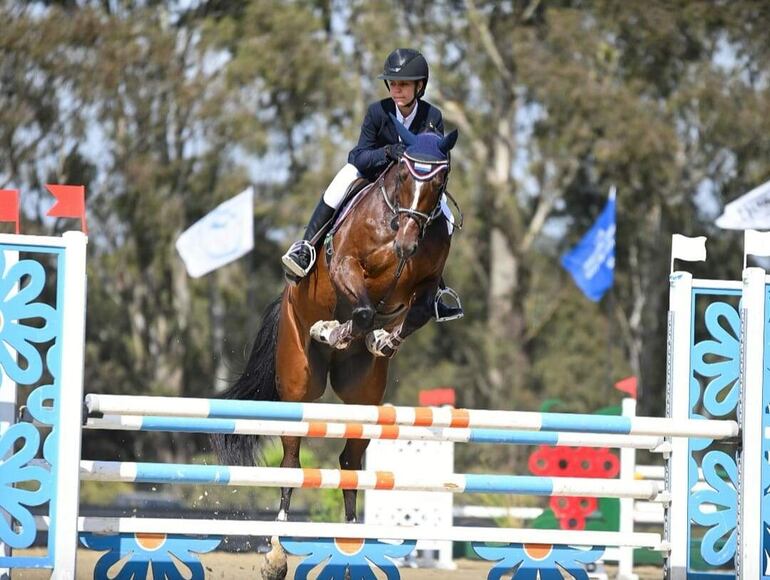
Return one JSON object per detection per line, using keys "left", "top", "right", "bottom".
{"left": 381, "top": 154, "right": 448, "bottom": 239}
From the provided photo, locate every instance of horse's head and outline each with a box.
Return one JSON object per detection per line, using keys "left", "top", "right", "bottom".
{"left": 386, "top": 117, "right": 459, "bottom": 260}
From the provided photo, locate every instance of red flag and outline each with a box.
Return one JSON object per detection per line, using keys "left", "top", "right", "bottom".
{"left": 46, "top": 184, "right": 87, "bottom": 234}
{"left": 614, "top": 376, "right": 638, "bottom": 399}
{"left": 0, "top": 189, "right": 20, "bottom": 234}
{"left": 418, "top": 388, "right": 456, "bottom": 407}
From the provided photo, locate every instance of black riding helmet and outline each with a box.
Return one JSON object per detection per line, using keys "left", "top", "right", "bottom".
{"left": 378, "top": 48, "right": 429, "bottom": 101}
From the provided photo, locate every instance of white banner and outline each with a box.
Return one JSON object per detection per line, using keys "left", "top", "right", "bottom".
{"left": 715, "top": 179, "right": 770, "bottom": 230}
{"left": 175, "top": 187, "right": 254, "bottom": 278}
{"left": 671, "top": 234, "right": 707, "bottom": 263}
{"left": 744, "top": 229, "right": 770, "bottom": 258}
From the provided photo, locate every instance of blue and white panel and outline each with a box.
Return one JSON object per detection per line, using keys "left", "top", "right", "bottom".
{"left": 0, "top": 233, "right": 87, "bottom": 574}
{"left": 667, "top": 271, "right": 741, "bottom": 580}
{"left": 472, "top": 543, "right": 606, "bottom": 579}
{"left": 687, "top": 280, "right": 741, "bottom": 579}
{"left": 80, "top": 533, "right": 221, "bottom": 580}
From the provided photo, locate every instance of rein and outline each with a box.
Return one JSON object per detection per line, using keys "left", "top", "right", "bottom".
{"left": 374, "top": 254, "right": 408, "bottom": 314}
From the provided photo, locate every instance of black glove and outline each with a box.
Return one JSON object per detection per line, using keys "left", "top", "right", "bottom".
{"left": 384, "top": 143, "right": 406, "bottom": 162}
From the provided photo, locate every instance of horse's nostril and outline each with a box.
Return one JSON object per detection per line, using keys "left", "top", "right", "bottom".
{"left": 395, "top": 243, "right": 413, "bottom": 260}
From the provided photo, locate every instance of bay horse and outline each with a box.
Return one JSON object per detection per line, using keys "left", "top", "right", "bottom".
{"left": 212, "top": 121, "right": 458, "bottom": 536}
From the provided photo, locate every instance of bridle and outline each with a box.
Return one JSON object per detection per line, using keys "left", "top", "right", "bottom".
{"left": 374, "top": 154, "right": 451, "bottom": 313}
{"left": 380, "top": 154, "right": 449, "bottom": 240}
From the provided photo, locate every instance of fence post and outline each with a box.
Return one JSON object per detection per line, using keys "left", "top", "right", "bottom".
{"left": 736, "top": 266, "right": 766, "bottom": 578}
{"left": 665, "top": 270, "right": 693, "bottom": 579}
{"left": 0, "top": 248, "right": 18, "bottom": 580}
{"left": 51, "top": 232, "right": 88, "bottom": 579}
{"left": 617, "top": 397, "right": 639, "bottom": 580}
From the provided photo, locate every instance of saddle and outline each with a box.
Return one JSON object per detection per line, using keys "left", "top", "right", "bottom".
{"left": 329, "top": 177, "right": 375, "bottom": 234}
{"left": 320, "top": 174, "right": 383, "bottom": 262}
{"left": 306, "top": 177, "right": 372, "bottom": 247}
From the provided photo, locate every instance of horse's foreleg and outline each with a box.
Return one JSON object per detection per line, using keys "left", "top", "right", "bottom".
{"left": 339, "top": 438, "right": 371, "bottom": 523}
{"left": 315, "top": 256, "right": 374, "bottom": 346}
{"left": 336, "top": 256, "right": 375, "bottom": 333}
{"left": 367, "top": 279, "right": 439, "bottom": 358}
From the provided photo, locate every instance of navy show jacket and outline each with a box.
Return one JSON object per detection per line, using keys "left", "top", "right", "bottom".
{"left": 348, "top": 98, "right": 444, "bottom": 180}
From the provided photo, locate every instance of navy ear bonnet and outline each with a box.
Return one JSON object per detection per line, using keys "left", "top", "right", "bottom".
{"left": 407, "top": 133, "right": 448, "bottom": 162}
{"left": 389, "top": 114, "right": 459, "bottom": 162}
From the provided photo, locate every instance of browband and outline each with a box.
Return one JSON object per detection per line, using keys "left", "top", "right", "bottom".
{"left": 402, "top": 155, "right": 449, "bottom": 181}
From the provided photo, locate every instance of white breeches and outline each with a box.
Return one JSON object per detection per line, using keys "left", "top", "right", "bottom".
{"left": 322, "top": 163, "right": 454, "bottom": 235}
{"left": 322, "top": 164, "right": 362, "bottom": 209}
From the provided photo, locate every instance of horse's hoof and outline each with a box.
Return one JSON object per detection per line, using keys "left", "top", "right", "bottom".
{"left": 310, "top": 320, "right": 338, "bottom": 343}
{"left": 352, "top": 306, "right": 375, "bottom": 330}
{"left": 310, "top": 320, "right": 352, "bottom": 349}
{"left": 365, "top": 329, "right": 399, "bottom": 358}
{"left": 260, "top": 536, "right": 288, "bottom": 580}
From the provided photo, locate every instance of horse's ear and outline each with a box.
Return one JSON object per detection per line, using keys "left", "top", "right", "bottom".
{"left": 389, "top": 114, "right": 418, "bottom": 146}
{"left": 438, "top": 129, "right": 459, "bottom": 154}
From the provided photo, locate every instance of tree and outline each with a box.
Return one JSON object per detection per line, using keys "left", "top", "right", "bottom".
{"left": 4, "top": 0, "right": 770, "bottom": 474}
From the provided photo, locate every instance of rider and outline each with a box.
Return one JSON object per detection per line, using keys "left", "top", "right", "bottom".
{"left": 281, "top": 48, "right": 463, "bottom": 322}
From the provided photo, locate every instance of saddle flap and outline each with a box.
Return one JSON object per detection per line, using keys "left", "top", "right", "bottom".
{"left": 329, "top": 178, "right": 376, "bottom": 234}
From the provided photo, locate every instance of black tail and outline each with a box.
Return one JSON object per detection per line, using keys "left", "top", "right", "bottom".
{"left": 211, "top": 296, "right": 281, "bottom": 466}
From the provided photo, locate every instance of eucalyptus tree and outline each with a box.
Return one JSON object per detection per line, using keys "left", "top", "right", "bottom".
{"left": 345, "top": 0, "right": 770, "bottom": 421}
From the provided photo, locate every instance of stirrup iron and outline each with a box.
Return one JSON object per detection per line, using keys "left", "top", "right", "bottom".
{"left": 434, "top": 286, "right": 463, "bottom": 322}
{"left": 281, "top": 240, "right": 316, "bottom": 278}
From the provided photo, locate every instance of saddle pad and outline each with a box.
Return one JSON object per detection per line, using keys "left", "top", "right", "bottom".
{"left": 329, "top": 180, "right": 377, "bottom": 235}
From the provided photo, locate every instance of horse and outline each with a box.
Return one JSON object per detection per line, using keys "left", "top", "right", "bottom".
{"left": 212, "top": 122, "right": 458, "bottom": 572}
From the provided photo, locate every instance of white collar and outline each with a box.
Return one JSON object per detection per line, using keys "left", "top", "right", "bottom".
{"left": 396, "top": 102, "right": 419, "bottom": 131}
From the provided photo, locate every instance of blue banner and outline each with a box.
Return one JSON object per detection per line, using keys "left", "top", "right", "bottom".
{"left": 560, "top": 192, "right": 616, "bottom": 302}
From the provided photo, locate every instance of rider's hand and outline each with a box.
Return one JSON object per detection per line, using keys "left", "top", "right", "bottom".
{"left": 384, "top": 143, "right": 406, "bottom": 162}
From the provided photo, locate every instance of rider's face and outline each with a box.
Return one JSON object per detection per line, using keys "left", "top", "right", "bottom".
{"left": 389, "top": 80, "right": 420, "bottom": 110}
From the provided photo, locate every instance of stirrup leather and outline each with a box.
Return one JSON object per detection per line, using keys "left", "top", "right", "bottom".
{"left": 434, "top": 286, "right": 463, "bottom": 322}
{"left": 281, "top": 240, "right": 317, "bottom": 278}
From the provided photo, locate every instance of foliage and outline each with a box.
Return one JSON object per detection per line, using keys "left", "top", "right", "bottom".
{"left": 2, "top": 1, "right": 769, "bottom": 483}
{"left": 80, "top": 481, "right": 136, "bottom": 506}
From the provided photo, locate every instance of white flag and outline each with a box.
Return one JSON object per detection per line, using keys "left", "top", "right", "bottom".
{"left": 671, "top": 234, "right": 707, "bottom": 263}
{"left": 715, "top": 179, "right": 770, "bottom": 230}
{"left": 744, "top": 229, "right": 770, "bottom": 258}
{"left": 175, "top": 187, "right": 254, "bottom": 278}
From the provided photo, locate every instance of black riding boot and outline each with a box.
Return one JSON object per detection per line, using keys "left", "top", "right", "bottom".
{"left": 435, "top": 277, "right": 464, "bottom": 322}
{"left": 282, "top": 200, "right": 336, "bottom": 281}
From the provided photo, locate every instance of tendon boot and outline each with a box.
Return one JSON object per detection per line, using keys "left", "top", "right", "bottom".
{"left": 281, "top": 200, "right": 335, "bottom": 282}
